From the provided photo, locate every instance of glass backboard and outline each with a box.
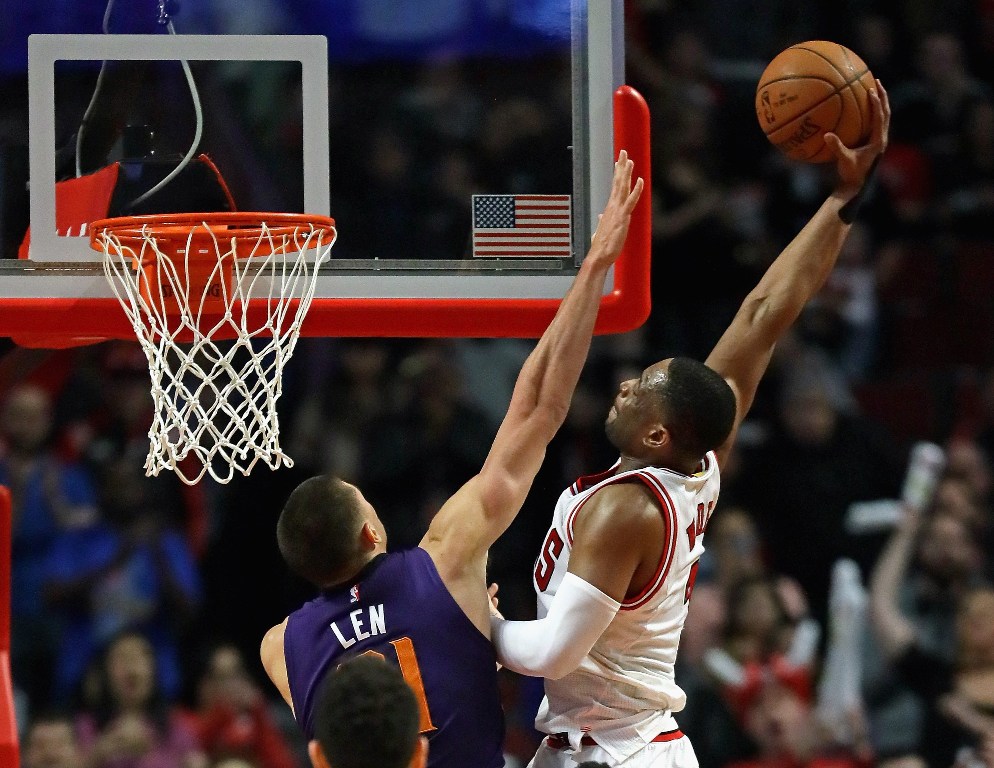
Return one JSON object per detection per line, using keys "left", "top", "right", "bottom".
{"left": 0, "top": 0, "right": 650, "bottom": 345}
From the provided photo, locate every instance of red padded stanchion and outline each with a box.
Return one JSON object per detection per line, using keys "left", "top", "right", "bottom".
{"left": 0, "top": 486, "right": 17, "bottom": 768}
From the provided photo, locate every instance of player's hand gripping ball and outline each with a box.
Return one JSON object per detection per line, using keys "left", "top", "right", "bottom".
{"left": 756, "top": 41, "right": 876, "bottom": 163}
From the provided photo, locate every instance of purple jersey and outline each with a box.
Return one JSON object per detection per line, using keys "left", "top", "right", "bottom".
{"left": 284, "top": 547, "right": 505, "bottom": 768}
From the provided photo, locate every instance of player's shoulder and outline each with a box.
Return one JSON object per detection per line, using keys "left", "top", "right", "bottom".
{"left": 584, "top": 479, "right": 666, "bottom": 528}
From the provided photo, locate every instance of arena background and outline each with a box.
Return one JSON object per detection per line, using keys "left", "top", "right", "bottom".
{"left": 2, "top": 1, "right": 994, "bottom": 766}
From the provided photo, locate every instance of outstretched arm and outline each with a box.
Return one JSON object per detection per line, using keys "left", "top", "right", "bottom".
{"left": 868, "top": 508, "right": 920, "bottom": 660}
{"left": 421, "top": 153, "right": 644, "bottom": 575}
{"left": 706, "top": 82, "right": 891, "bottom": 467}
{"left": 869, "top": 442, "right": 946, "bottom": 660}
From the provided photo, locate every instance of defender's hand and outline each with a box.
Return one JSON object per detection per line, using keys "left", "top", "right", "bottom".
{"left": 588, "top": 150, "right": 644, "bottom": 267}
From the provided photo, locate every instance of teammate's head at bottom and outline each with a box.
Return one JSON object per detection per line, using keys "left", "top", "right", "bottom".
{"left": 309, "top": 656, "right": 428, "bottom": 768}
{"left": 576, "top": 763, "right": 611, "bottom": 768}
{"left": 278, "top": 476, "right": 388, "bottom": 589}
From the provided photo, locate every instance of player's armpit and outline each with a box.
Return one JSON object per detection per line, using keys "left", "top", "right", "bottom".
{"left": 566, "top": 482, "right": 662, "bottom": 603}
{"left": 418, "top": 476, "right": 509, "bottom": 635}
{"left": 260, "top": 618, "right": 294, "bottom": 715}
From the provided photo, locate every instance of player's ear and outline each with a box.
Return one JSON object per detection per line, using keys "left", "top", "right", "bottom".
{"left": 644, "top": 422, "right": 670, "bottom": 450}
{"left": 360, "top": 521, "right": 382, "bottom": 547}
{"left": 410, "top": 736, "right": 429, "bottom": 768}
{"left": 308, "top": 740, "right": 332, "bottom": 768}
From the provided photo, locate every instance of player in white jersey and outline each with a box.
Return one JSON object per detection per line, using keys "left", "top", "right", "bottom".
{"left": 491, "top": 83, "right": 890, "bottom": 768}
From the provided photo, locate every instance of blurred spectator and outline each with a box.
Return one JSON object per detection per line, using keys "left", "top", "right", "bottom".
{"left": 875, "top": 141, "right": 933, "bottom": 232}
{"left": 738, "top": 348, "right": 904, "bottom": 622}
{"left": 454, "top": 339, "right": 531, "bottom": 432}
{"left": 977, "top": 369, "right": 994, "bottom": 468}
{"left": 945, "top": 439, "right": 993, "bottom": 509}
{"left": 932, "top": 476, "right": 987, "bottom": 533}
{"left": 679, "top": 525, "right": 818, "bottom": 768}
{"left": 637, "top": 26, "right": 721, "bottom": 118}
{"left": 22, "top": 713, "right": 83, "bottom": 768}
{"left": 420, "top": 148, "right": 479, "bottom": 258}
{"left": 44, "top": 459, "right": 202, "bottom": 703}
{"left": 0, "top": 384, "right": 99, "bottom": 708}
{"left": 391, "top": 61, "right": 484, "bottom": 154}
{"left": 54, "top": 343, "right": 213, "bottom": 555}
{"left": 933, "top": 98, "right": 994, "bottom": 238}
{"left": 726, "top": 679, "right": 873, "bottom": 768}
{"left": 287, "top": 339, "right": 393, "bottom": 478}
{"left": 358, "top": 342, "right": 491, "bottom": 548}
{"left": 889, "top": 32, "right": 992, "bottom": 166}
{"left": 347, "top": 127, "right": 420, "bottom": 261}
{"left": 870, "top": 507, "right": 994, "bottom": 767}
{"left": 702, "top": 575, "right": 820, "bottom": 720}
{"left": 803, "top": 223, "right": 880, "bottom": 380}
{"left": 681, "top": 507, "right": 809, "bottom": 670}
{"left": 76, "top": 631, "right": 206, "bottom": 768}
{"left": 649, "top": 103, "right": 754, "bottom": 358}
{"left": 851, "top": 13, "right": 912, "bottom": 92}
{"left": 71, "top": 342, "right": 157, "bottom": 468}
{"left": 954, "top": 734, "right": 994, "bottom": 768}
{"left": 479, "top": 96, "right": 569, "bottom": 195}
{"left": 916, "top": 512, "right": 986, "bottom": 599}
{"left": 877, "top": 757, "right": 927, "bottom": 768}
{"left": 863, "top": 506, "right": 986, "bottom": 759}
{"left": 180, "top": 643, "right": 296, "bottom": 768}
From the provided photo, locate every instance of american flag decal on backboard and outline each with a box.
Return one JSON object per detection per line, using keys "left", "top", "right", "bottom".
{"left": 472, "top": 194, "right": 572, "bottom": 258}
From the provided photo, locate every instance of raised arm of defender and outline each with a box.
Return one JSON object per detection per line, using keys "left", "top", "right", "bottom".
{"left": 421, "top": 154, "right": 644, "bottom": 572}
{"left": 706, "top": 81, "right": 890, "bottom": 467}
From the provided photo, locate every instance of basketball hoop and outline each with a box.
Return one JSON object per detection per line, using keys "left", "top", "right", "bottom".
{"left": 90, "top": 212, "right": 336, "bottom": 485}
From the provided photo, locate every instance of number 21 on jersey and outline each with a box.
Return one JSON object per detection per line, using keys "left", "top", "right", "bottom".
{"left": 361, "top": 637, "right": 437, "bottom": 733}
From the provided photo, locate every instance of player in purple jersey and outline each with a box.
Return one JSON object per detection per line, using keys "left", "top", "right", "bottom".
{"left": 260, "top": 152, "right": 644, "bottom": 768}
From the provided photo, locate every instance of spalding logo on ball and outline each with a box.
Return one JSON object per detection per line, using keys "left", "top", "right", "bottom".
{"left": 756, "top": 41, "right": 875, "bottom": 163}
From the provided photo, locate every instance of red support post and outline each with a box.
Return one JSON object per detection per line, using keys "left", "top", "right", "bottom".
{"left": 0, "top": 485, "right": 18, "bottom": 767}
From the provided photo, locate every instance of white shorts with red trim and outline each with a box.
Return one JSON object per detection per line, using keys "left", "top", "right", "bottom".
{"left": 527, "top": 730, "right": 699, "bottom": 768}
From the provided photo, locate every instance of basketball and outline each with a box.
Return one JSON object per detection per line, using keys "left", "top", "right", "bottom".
{"left": 755, "top": 41, "right": 875, "bottom": 163}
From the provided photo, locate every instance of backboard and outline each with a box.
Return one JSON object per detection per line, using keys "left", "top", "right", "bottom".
{"left": 0, "top": 0, "right": 650, "bottom": 346}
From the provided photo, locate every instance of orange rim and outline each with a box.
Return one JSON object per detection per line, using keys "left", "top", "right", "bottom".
{"left": 89, "top": 212, "right": 336, "bottom": 256}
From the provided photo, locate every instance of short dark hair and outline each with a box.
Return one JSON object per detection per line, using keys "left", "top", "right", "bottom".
{"left": 314, "top": 656, "right": 420, "bottom": 768}
{"left": 277, "top": 476, "right": 363, "bottom": 587}
{"left": 576, "top": 762, "right": 612, "bottom": 768}
{"left": 656, "top": 357, "right": 736, "bottom": 458}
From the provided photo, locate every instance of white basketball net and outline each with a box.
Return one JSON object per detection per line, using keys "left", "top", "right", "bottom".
{"left": 98, "top": 220, "right": 336, "bottom": 485}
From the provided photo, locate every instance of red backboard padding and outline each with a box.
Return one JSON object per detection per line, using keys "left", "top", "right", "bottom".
{"left": 17, "top": 164, "right": 120, "bottom": 260}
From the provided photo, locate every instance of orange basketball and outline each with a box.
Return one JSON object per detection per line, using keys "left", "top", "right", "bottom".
{"left": 755, "top": 41, "right": 875, "bottom": 163}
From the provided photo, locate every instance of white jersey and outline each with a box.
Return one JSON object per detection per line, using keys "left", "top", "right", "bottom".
{"left": 531, "top": 453, "right": 720, "bottom": 764}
